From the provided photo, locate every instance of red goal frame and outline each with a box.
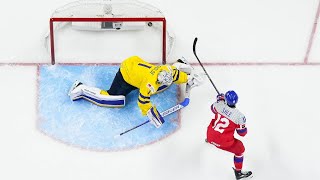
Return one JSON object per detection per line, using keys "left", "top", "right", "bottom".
{"left": 49, "top": 17, "right": 167, "bottom": 65}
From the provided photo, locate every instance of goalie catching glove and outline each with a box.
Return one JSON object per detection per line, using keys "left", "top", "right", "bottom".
{"left": 187, "top": 70, "right": 204, "bottom": 88}
{"left": 147, "top": 106, "right": 165, "bottom": 128}
{"left": 172, "top": 57, "right": 204, "bottom": 88}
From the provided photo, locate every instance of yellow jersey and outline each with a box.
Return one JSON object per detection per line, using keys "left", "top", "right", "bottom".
{"left": 120, "top": 56, "right": 188, "bottom": 115}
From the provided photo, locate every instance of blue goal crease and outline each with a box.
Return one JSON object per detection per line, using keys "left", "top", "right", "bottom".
{"left": 37, "top": 64, "right": 180, "bottom": 151}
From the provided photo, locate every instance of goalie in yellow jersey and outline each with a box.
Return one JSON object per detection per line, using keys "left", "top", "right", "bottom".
{"left": 68, "top": 56, "right": 203, "bottom": 128}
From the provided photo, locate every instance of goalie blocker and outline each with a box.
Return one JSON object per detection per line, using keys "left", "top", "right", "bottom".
{"left": 147, "top": 106, "right": 165, "bottom": 128}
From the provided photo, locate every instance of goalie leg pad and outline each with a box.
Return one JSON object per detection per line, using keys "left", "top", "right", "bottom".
{"left": 68, "top": 81, "right": 125, "bottom": 107}
{"left": 147, "top": 106, "right": 165, "bottom": 128}
{"left": 82, "top": 87, "right": 125, "bottom": 107}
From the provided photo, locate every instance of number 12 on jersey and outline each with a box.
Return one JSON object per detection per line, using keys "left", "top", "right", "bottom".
{"left": 212, "top": 114, "right": 230, "bottom": 133}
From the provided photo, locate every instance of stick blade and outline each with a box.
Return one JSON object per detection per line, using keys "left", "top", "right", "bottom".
{"left": 193, "top": 37, "right": 198, "bottom": 52}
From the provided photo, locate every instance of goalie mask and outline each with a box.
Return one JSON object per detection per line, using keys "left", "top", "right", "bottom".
{"left": 157, "top": 67, "right": 173, "bottom": 86}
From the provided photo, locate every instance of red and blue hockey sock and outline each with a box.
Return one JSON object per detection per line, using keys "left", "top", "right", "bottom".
{"left": 234, "top": 154, "right": 244, "bottom": 171}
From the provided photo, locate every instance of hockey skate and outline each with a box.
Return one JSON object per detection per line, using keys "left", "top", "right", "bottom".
{"left": 68, "top": 80, "right": 83, "bottom": 100}
{"left": 233, "top": 167, "right": 253, "bottom": 180}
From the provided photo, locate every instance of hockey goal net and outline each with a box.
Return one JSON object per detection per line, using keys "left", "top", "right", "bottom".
{"left": 45, "top": 0, "right": 175, "bottom": 65}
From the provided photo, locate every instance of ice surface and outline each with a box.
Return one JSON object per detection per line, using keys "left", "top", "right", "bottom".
{"left": 38, "top": 65, "right": 179, "bottom": 151}
{"left": 1, "top": 0, "right": 320, "bottom": 180}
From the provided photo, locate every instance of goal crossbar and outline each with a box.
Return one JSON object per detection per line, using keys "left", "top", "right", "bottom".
{"left": 49, "top": 17, "right": 167, "bottom": 65}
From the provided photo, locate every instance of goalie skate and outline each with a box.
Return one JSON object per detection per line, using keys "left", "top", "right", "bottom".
{"left": 233, "top": 167, "right": 253, "bottom": 180}
{"left": 68, "top": 80, "right": 83, "bottom": 100}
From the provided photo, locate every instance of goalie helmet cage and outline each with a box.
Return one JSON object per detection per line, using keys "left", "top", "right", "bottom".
{"left": 45, "top": 0, "right": 175, "bottom": 65}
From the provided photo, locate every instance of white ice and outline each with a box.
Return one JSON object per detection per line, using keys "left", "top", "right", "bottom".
{"left": 0, "top": 0, "right": 320, "bottom": 180}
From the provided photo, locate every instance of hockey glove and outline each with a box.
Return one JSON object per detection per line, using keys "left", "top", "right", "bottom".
{"left": 236, "top": 124, "right": 248, "bottom": 137}
{"left": 216, "top": 93, "right": 225, "bottom": 102}
{"left": 147, "top": 106, "right": 165, "bottom": 128}
{"left": 187, "top": 70, "right": 204, "bottom": 88}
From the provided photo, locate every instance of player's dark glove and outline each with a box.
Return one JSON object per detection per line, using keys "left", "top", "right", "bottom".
{"left": 216, "top": 93, "right": 225, "bottom": 102}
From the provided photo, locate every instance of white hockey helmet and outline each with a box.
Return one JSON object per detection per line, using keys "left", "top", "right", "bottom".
{"left": 157, "top": 66, "right": 173, "bottom": 86}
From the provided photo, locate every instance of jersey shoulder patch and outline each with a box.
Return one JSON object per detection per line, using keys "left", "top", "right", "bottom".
{"left": 237, "top": 116, "right": 246, "bottom": 125}
{"left": 146, "top": 83, "right": 156, "bottom": 94}
{"left": 242, "top": 116, "right": 246, "bottom": 123}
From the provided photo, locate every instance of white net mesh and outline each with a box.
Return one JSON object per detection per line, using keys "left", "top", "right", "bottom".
{"left": 53, "top": 0, "right": 164, "bottom": 17}
{"left": 45, "top": 0, "right": 175, "bottom": 63}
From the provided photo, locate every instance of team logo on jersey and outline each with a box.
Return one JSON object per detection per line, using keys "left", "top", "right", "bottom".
{"left": 146, "top": 83, "right": 156, "bottom": 93}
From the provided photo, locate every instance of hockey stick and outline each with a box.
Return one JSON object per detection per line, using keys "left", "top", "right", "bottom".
{"left": 114, "top": 97, "right": 190, "bottom": 138}
{"left": 193, "top": 37, "right": 220, "bottom": 95}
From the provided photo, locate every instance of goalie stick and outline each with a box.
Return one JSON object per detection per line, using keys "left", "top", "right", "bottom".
{"left": 114, "top": 84, "right": 192, "bottom": 138}
{"left": 114, "top": 97, "right": 190, "bottom": 138}
{"left": 193, "top": 37, "right": 220, "bottom": 95}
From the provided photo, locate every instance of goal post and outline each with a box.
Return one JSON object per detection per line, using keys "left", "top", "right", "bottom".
{"left": 49, "top": 17, "right": 167, "bottom": 65}
{"left": 45, "top": 0, "right": 174, "bottom": 65}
